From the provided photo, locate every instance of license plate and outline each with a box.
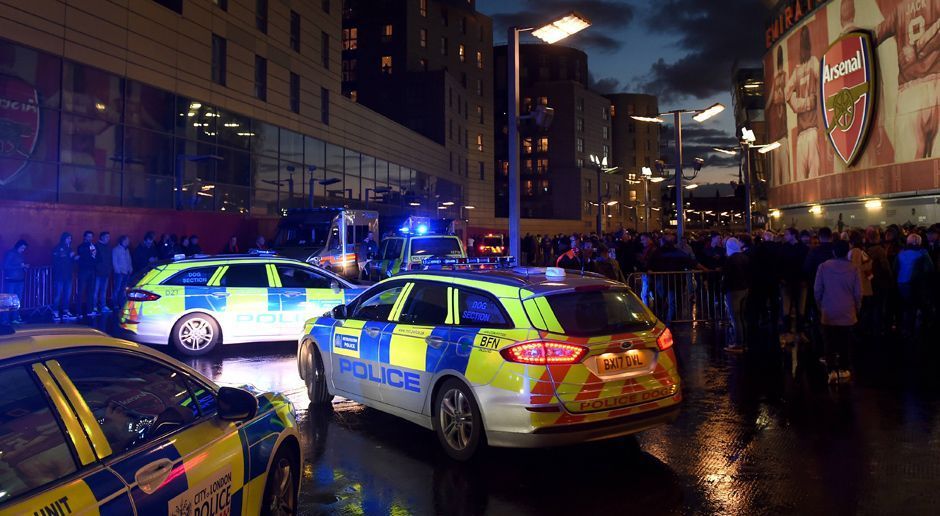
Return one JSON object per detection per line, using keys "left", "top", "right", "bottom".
{"left": 596, "top": 350, "right": 648, "bottom": 375}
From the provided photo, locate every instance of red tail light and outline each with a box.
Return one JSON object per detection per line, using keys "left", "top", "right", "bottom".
{"left": 500, "top": 341, "right": 588, "bottom": 365}
{"left": 657, "top": 328, "right": 674, "bottom": 351}
{"left": 479, "top": 244, "right": 485, "bottom": 251}
{"left": 126, "top": 289, "right": 161, "bottom": 302}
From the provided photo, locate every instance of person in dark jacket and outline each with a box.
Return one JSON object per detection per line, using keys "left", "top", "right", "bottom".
{"left": 133, "top": 232, "right": 158, "bottom": 273}
{"left": 803, "top": 226, "right": 834, "bottom": 325}
{"left": 865, "top": 226, "right": 892, "bottom": 334}
{"left": 895, "top": 233, "right": 934, "bottom": 333}
{"left": 51, "top": 232, "right": 76, "bottom": 321}
{"left": 779, "top": 228, "right": 809, "bottom": 333}
{"left": 76, "top": 230, "right": 98, "bottom": 317}
{"left": 555, "top": 242, "right": 583, "bottom": 271}
{"left": 187, "top": 235, "right": 202, "bottom": 256}
{"left": 223, "top": 235, "right": 240, "bottom": 254}
{"left": 93, "top": 232, "right": 113, "bottom": 313}
{"left": 648, "top": 234, "right": 696, "bottom": 323}
{"left": 723, "top": 237, "right": 751, "bottom": 352}
{"left": 2, "top": 240, "right": 28, "bottom": 324}
{"left": 814, "top": 240, "right": 861, "bottom": 383}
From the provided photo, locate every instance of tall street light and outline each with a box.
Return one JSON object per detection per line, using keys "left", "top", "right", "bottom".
{"left": 589, "top": 154, "right": 619, "bottom": 234}
{"left": 714, "top": 128, "right": 781, "bottom": 234}
{"left": 632, "top": 102, "right": 724, "bottom": 238}
{"left": 508, "top": 12, "right": 591, "bottom": 261}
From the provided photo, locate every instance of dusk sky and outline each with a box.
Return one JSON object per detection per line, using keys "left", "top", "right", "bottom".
{"left": 476, "top": 0, "right": 772, "bottom": 185}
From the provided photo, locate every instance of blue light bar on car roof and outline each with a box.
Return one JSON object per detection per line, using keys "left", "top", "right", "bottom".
{"left": 421, "top": 256, "right": 516, "bottom": 268}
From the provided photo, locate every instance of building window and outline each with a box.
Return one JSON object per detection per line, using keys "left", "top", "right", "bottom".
{"left": 256, "top": 0, "right": 268, "bottom": 33}
{"left": 476, "top": 51, "right": 483, "bottom": 70}
{"left": 321, "top": 0, "right": 330, "bottom": 13}
{"left": 479, "top": 26, "right": 485, "bottom": 42}
{"left": 538, "top": 96, "right": 548, "bottom": 106}
{"left": 476, "top": 105, "right": 483, "bottom": 123}
{"left": 476, "top": 134, "right": 483, "bottom": 151}
{"left": 458, "top": 44, "right": 465, "bottom": 63}
{"left": 537, "top": 137, "right": 549, "bottom": 152}
{"left": 419, "top": 58, "right": 428, "bottom": 71}
{"left": 602, "top": 106, "right": 610, "bottom": 120}
{"left": 522, "top": 138, "right": 532, "bottom": 155}
{"left": 342, "top": 28, "right": 358, "bottom": 50}
{"left": 475, "top": 79, "right": 482, "bottom": 96}
{"left": 254, "top": 55, "right": 267, "bottom": 100}
{"left": 321, "top": 87, "right": 330, "bottom": 124}
{"left": 419, "top": 28, "right": 427, "bottom": 48}
{"left": 585, "top": 179, "right": 592, "bottom": 193}
{"left": 449, "top": 119, "right": 453, "bottom": 140}
{"left": 540, "top": 179, "right": 550, "bottom": 193}
{"left": 419, "top": 0, "right": 427, "bottom": 16}
{"left": 342, "top": 58, "right": 357, "bottom": 81}
{"left": 349, "top": 90, "right": 357, "bottom": 102}
{"left": 441, "top": 37, "right": 448, "bottom": 55}
{"left": 321, "top": 31, "right": 330, "bottom": 69}
{"left": 381, "top": 56, "right": 393, "bottom": 74}
{"left": 576, "top": 137, "right": 584, "bottom": 152}
{"left": 498, "top": 160, "right": 508, "bottom": 176}
{"left": 211, "top": 34, "right": 226, "bottom": 86}
{"left": 479, "top": 161, "right": 485, "bottom": 180}
{"left": 441, "top": 8, "right": 448, "bottom": 26}
{"left": 610, "top": 105, "right": 616, "bottom": 117}
{"left": 602, "top": 144, "right": 609, "bottom": 157}
{"left": 290, "top": 11, "right": 301, "bottom": 52}
{"left": 577, "top": 117, "right": 584, "bottom": 132}
{"left": 464, "top": 128, "right": 469, "bottom": 149}
{"left": 577, "top": 97, "right": 584, "bottom": 112}
{"left": 154, "top": 0, "right": 182, "bottom": 14}
{"left": 290, "top": 72, "right": 300, "bottom": 113}
{"left": 464, "top": 157, "right": 469, "bottom": 177}
{"left": 213, "top": 0, "right": 227, "bottom": 10}
{"left": 460, "top": 17, "right": 467, "bottom": 34}
{"left": 602, "top": 126, "right": 609, "bottom": 139}
{"left": 577, "top": 158, "right": 584, "bottom": 168}
{"left": 382, "top": 24, "right": 393, "bottom": 42}
{"left": 524, "top": 180, "right": 534, "bottom": 196}
{"left": 536, "top": 159, "right": 549, "bottom": 174}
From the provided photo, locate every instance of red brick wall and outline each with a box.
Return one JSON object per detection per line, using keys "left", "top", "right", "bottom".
{"left": 0, "top": 200, "right": 279, "bottom": 266}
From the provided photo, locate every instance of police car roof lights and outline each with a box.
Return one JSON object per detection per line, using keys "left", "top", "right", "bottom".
{"left": 422, "top": 256, "right": 516, "bottom": 269}
{"left": 248, "top": 248, "right": 279, "bottom": 257}
{"left": 545, "top": 267, "right": 567, "bottom": 279}
{"left": 0, "top": 294, "right": 20, "bottom": 312}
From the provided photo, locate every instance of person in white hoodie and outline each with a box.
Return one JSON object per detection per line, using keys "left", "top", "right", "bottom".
{"left": 814, "top": 240, "right": 862, "bottom": 383}
{"left": 111, "top": 235, "right": 133, "bottom": 311}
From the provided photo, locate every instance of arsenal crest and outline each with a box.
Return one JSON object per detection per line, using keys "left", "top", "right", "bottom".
{"left": 820, "top": 32, "right": 876, "bottom": 166}
{"left": 0, "top": 74, "right": 40, "bottom": 186}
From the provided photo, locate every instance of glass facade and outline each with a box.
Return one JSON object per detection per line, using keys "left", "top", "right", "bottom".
{"left": 0, "top": 38, "right": 461, "bottom": 216}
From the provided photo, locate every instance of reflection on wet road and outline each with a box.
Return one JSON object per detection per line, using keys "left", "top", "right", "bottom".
{"left": 176, "top": 327, "right": 940, "bottom": 515}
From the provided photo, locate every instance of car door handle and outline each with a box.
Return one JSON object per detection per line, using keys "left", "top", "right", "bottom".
{"left": 425, "top": 336, "right": 445, "bottom": 349}
{"left": 135, "top": 458, "right": 175, "bottom": 495}
{"left": 364, "top": 327, "right": 381, "bottom": 338}
{"left": 283, "top": 291, "right": 305, "bottom": 298}
{"left": 210, "top": 292, "right": 231, "bottom": 298}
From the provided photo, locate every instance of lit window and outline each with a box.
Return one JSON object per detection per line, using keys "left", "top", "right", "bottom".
{"left": 536, "top": 159, "right": 549, "bottom": 174}
{"left": 610, "top": 105, "right": 616, "bottom": 117}
{"left": 342, "top": 28, "right": 358, "bottom": 50}
{"left": 458, "top": 44, "right": 465, "bottom": 63}
{"left": 476, "top": 51, "right": 483, "bottom": 70}
{"left": 419, "top": 0, "right": 427, "bottom": 16}
{"left": 419, "top": 28, "right": 427, "bottom": 48}
{"left": 349, "top": 90, "right": 357, "bottom": 102}
{"left": 576, "top": 137, "right": 584, "bottom": 152}
{"left": 382, "top": 24, "right": 393, "bottom": 42}
{"left": 538, "top": 96, "right": 548, "bottom": 106}
{"left": 602, "top": 144, "right": 609, "bottom": 157}
{"left": 476, "top": 105, "right": 483, "bottom": 123}
{"left": 577, "top": 117, "right": 584, "bottom": 132}
{"left": 603, "top": 127, "right": 609, "bottom": 139}
{"left": 476, "top": 134, "right": 483, "bottom": 151}
{"left": 381, "top": 55, "right": 392, "bottom": 74}
{"left": 419, "top": 58, "right": 428, "bottom": 71}
{"left": 522, "top": 138, "right": 533, "bottom": 154}
{"left": 537, "top": 137, "right": 548, "bottom": 152}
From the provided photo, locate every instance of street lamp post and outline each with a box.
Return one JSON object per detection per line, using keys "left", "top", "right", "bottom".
{"left": 714, "top": 129, "right": 781, "bottom": 234}
{"left": 507, "top": 12, "right": 590, "bottom": 261}
{"left": 632, "top": 102, "right": 724, "bottom": 238}
{"left": 589, "top": 154, "right": 619, "bottom": 234}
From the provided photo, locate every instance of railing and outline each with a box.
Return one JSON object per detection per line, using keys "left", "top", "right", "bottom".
{"left": 626, "top": 271, "right": 728, "bottom": 324}
{"left": 0, "top": 266, "right": 54, "bottom": 309}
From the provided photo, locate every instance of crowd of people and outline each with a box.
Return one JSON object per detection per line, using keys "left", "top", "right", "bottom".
{"left": 0, "top": 231, "right": 268, "bottom": 323}
{"left": 520, "top": 223, "right": 940, "bottom": 383}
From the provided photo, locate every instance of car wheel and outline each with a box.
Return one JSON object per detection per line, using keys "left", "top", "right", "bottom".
{"left": 171, "top": 313, "right": 220, "bottom": 356}
{"left": 261, "top": 446, "right": 299, "bottom": 516}
{"left": 433, "top": 379, "right": 484, "bottom": 461}
{"left": 306, "top": 344, "right": 333, "bottom": 406}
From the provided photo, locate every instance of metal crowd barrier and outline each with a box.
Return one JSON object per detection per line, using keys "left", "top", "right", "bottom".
{"left": 0, "top": 266, "right": 53, "bottom": 309}
{"left": 626, "top": 270, "right": 728, "bottom": 324}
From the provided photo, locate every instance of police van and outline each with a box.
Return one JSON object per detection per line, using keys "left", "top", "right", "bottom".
{"left": 272, "top": 208, "right": 379, "bottom": 279}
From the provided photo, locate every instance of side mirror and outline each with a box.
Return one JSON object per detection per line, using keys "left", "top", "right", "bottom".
{"left": 331, "top": 280, "right": 341, "bottom": 293}
{"left": 331, "top": 304, "right": 347, "bottom": 319}
{"left": 216, "top": 387, "right": 258, "bottom": 421}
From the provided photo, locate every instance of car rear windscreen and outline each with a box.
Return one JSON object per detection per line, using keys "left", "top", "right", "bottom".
{"left": 545, "top": 289, "right": 654, "bottom": 336}
{"left": 410, "top": 237, "right": 462, "bottom": 257}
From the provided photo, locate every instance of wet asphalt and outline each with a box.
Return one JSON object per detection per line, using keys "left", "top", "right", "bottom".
{"left": 44, "top": 310, "right": 934, "bottom": 515}
{"left": 146, "top": 322, "right": 940, "bottom": 516}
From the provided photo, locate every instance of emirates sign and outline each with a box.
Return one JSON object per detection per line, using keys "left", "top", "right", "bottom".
{"left": 0, "top": 74, "right": 40, "bottom": 186}
{"left": 820, "top": 32, "right": 876, "bottom": 166}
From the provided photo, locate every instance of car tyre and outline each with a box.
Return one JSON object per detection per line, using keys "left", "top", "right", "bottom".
{"left": 433, "top": 379, "right": 484, "bottom": 461}
{"left": 260, "top": 445, "right": 299, "bottom": 516}
{"left": 171, "top": 313, "right": 221, "bottom": 356}
{"left": 306, "top": 344, "right": 333, "bottom": 406}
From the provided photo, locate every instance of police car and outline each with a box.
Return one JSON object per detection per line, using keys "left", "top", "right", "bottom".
{"left": 297, "top": 262, "right": 682, "bottom": 460}
{"left": 0, "top": 295, "right": 301, "bottom": 515}
{"left": 120, "top": 253, "right": 363, "bottom": 356}
{"left": 367, "top": 222, "right": 467, "bottom": 281}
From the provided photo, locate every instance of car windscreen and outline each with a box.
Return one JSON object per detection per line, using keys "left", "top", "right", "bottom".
{"left": 544, "top": 289, "right": 654, "bottom": 336}
{"left": 274, "top": 222, "right": 331, "bottom": 247}
{"left": 410, "top": 237, "right": 463, "bottom": 257}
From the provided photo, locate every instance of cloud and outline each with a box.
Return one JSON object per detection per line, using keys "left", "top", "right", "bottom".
{"left": 663, "top": 126, "right": 741, "bottom": 168}
{"left": 635, "top": 0, "right": 769, "bottom": 102}
{"left": 589, "top": 74, "right": 621, "bottom": 93}
{"left": 490, "top": 0, "right": 635, "bottom": 51}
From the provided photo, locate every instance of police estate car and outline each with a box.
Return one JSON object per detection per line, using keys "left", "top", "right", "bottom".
{"left": 120, "top": 254, "right": 363, "bottom": 356}
{"left": 298, "top": 263, "right": 682, "bottom": 460}
{"left": 0, "top": 301, "right": 301, "bottom": 515}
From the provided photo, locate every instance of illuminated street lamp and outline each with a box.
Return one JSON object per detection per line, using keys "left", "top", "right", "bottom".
{"left": 507, "top": 11, "right": 591, "bottom": 260}
{"left": 589, "top": 154, "right": 619, "bottom": 234}
{"left": 714, "top": 128, "right": 782, "bottom": 234}
{"left": 632, "top": 102, "right": 725, "bottom": 237}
